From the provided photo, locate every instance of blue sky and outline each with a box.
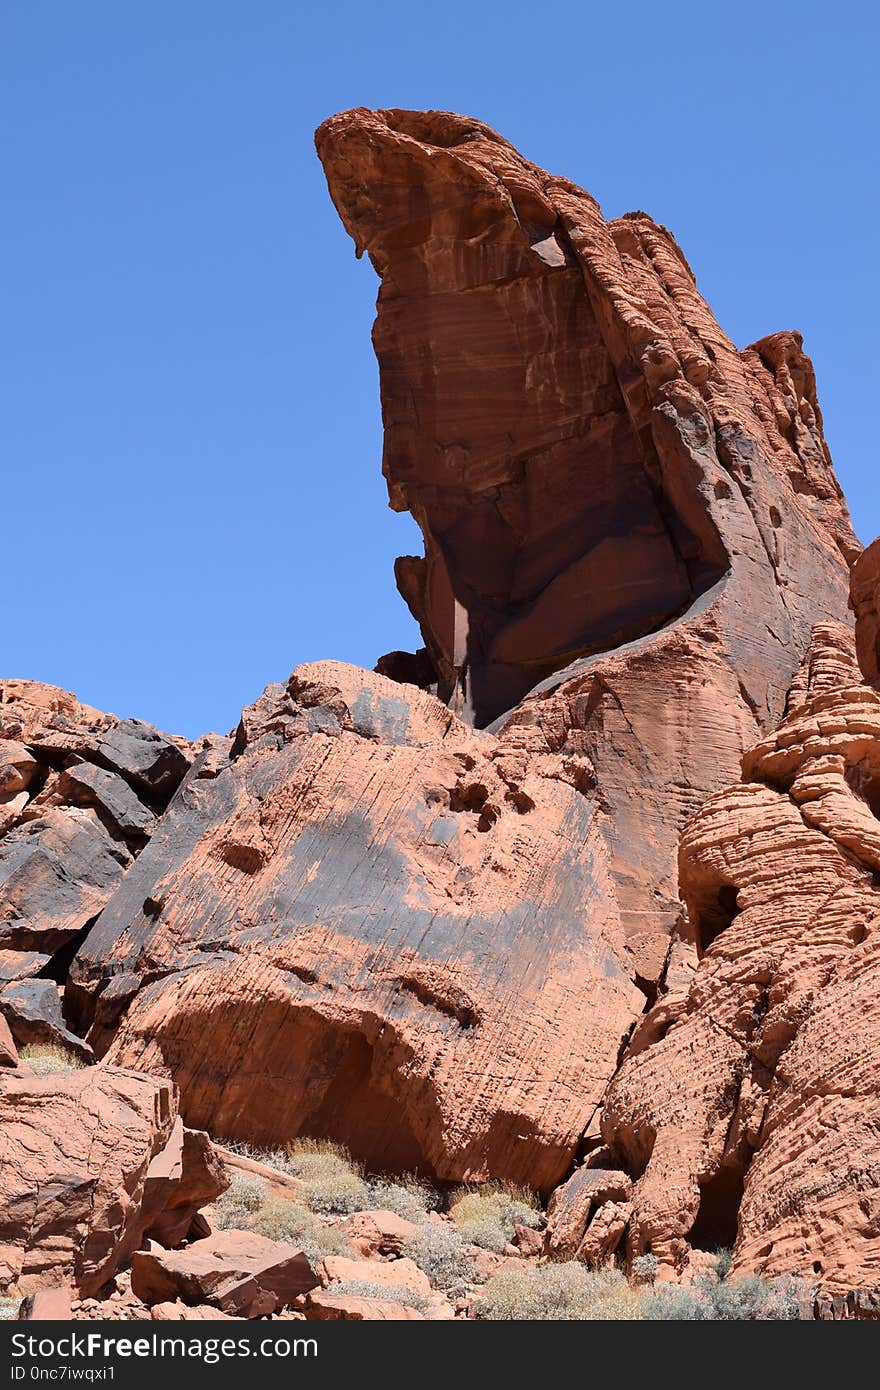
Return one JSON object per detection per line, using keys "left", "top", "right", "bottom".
{"left": 3, "top": 2, "right": 877, "bottom": 738}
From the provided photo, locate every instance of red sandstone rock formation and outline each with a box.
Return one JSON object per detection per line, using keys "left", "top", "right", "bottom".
{"left": 0, "top": 679, "right": 194, "bottom": 982}
{"left": 130, "top": 1230, "right": 318, "bottom": 1316}
{"left": 316, "top": 107, "right": 858, "bottom": 980}
{"left": 0, "top": 111, "right": 876, "bottom": 1310}
{"left": 60, "top": 110, "right": 861, "bottom": 1200}
{"left": 851, "top": 537, "right": 880, "bottom": 686}
{"left": 0, "top": 1064, "right": 226, "bottom": 1295}
{"left": 596, "top": 620, "right": 880, "bottom": 1290}
{"left": 72, "top": 662, "right": 641, "bottom": 1190}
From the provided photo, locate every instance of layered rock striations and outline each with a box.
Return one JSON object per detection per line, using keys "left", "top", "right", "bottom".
{"left": 598, "top": 620, "right": 880, "bottom": 1289}
{"left": 316, "top": 107, "right": 858, "bottom": 973}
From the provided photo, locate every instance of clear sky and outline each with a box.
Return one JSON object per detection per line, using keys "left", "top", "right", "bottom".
{"left": 3, "top": 2, "right": 877, "bottom": 738}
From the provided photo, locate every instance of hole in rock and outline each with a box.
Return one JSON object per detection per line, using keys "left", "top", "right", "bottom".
{"left": 688, "top": 1164, "right": 745, "bottom": 1253}
{"left": 690, "top": 882, "right": 740, "bottom": 956}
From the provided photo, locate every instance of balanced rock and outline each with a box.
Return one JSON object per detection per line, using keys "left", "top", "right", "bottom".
{"left": 317, "top": 107, "right": 857, "bottom": 984}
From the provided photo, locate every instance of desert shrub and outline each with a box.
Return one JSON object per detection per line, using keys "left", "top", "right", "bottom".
{"left": 223, "top": 1138, "right": 371, "bottom": 1213}
{"left": 402, "top": 1225, "right": 473, "bottom": 1290}
{"left": 713, "top": 1247, "right": 733, "bottom": 1280}
{"left": 212, "top": 1172, "right": 267, "bottom": 1230}
{"left": 450, "top": 1183, "right": 542, "bottom": 1252}
{"left": 697, "top": 1271, "right": 799, "bottom": 1320}
{"left": 19, "top": 1043, "right": 86, "bottom": 1075}
{"left": 631, "top": 1253, "right": 659, "bottom": 1284}
{"left": 264, "top": 1140, "right": 369, "bottom": 1214}
{"left": 642, "top": 1272, "right": 799, "bottom": 1321}
{"left": 328, "top": 1278, "right": 429, "bottom": 1313}
{"left": 0, "top": 1298, "right": 18, "bottom": 1321}
{"left": 300, "top": 1169, "right": 370, "bottom": 1215}
{"left": 250, "top": 1198, "right": 350, "bottom": 1260}
{"left": 365, "top": 1177, "right": 438, "bottom": 1223}
{"left": 283, "top": 1138, "right": 357, "bottom": 1179}
{"left": 642, "top": 1283, "right": 708, "bottom": 1320}
{"left": 476, "top": 1262, "right": 645, "bottom": 1320}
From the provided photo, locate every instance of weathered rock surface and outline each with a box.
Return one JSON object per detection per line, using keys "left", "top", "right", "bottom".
{"left": 0, "top": 977, "right": 92, "bottom": 1060}
{"left": 851, "top": 537, "right": 880, "bottom": 687}
{"left": 130, "top": 1230, "right": 319, "bottom": 1316}
{"left": 599, "top": 620, "right": 880, "bottom": 1290}
{"left": 318, "top": 1254, "right": 431, "bottom": 1297}
{"left": 16, "top": 1286, "right": 72, "bottom": 1320}
{"left": 544, "top": 1166, "right": 633, "bottom": 1259}
{"left": 316, "top": 107, "right": 858, "bottom": 978}
{"left": 299, "top": 1289, "right": 424, "bottom": 1321}
{"left": 342, "top": 1210, "right": 418, "bottom": 1258}
{"left": 0, "top": 1013, "right": 18, "bottom": 1068}
{"left": 0, "top": 680, "right": 193, "bottom": 972}
{"left": 0, "top": 1065, "right": 225, "bottom": 1295}
{"left": 74, "top": 663, "right": 641, "bottom": 1190}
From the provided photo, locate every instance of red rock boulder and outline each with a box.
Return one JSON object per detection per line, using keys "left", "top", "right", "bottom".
{"left": 0, "top": 1065, "right": 226, "bottom": 1296}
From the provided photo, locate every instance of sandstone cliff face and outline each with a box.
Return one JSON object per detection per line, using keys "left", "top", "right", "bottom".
{"left": 316, "top": 107, "right": 858, "bottom": 973}
{"left": 598, "top": 620, "right": 880, "bottom": 1290}
{"left": 70, "top": 662, "right": 641, "bottom": 1190}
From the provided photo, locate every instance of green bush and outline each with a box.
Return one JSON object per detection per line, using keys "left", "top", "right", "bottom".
{"left": 365, "top": 1177, "right": 438, "bottom": 1223}
{"left": 212, "top": 1172, "right": 266, "bottom": 1230}
{"left": 250, "top": 1198, "right": 350, "bottom": 1260}
{"left": 450, "top": 1184, "right": 542, "bottom": 1252}
{"left": 19, "top": 1043, "right": 86, "bottom": 1075}
{"left": 328, "top": 1279, "right": 429, "bottom": 1313}
{"left": 475, "top": 1263, "right": 644, "bottom": 1320}
{"left": 696, "top": 1271, "right": 799, "bottom": 1320}
{"left": 402, "top": 1225, "right": 473, "bottom": 1290}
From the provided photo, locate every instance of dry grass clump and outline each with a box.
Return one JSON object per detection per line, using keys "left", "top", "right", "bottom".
{"left": 212, "top": 1172, "right": 267, "bottom": 1230}
{"left": 213, "top": 1173, "right": 352, "bottom": 1261}
{"left": 250, "top": 1198, "right": 351, "bottom": 1260}
{"left": 364, "top": 1176, "right": 439, "bottom": 1223}
{"left": 476, "top": 1263, "right": 643, "bottom": 1319}
{"left": 19, "top": 1043, "right": 87, "bottom": 1075}
{"left": 476, "top": 1262, "right": 802, "bottom": 1320}
{"left": 401, "top": 1225, "right": 473, "bottom": 1290}
{"left": 220, "top": 1137, "right": 370, "bottom": 1213}
{"left": 449, "top": 1182, "right": 542, "bottom": 1252}
{"left": 328, "top": 1278, "right": 429, "bottom": 1313}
